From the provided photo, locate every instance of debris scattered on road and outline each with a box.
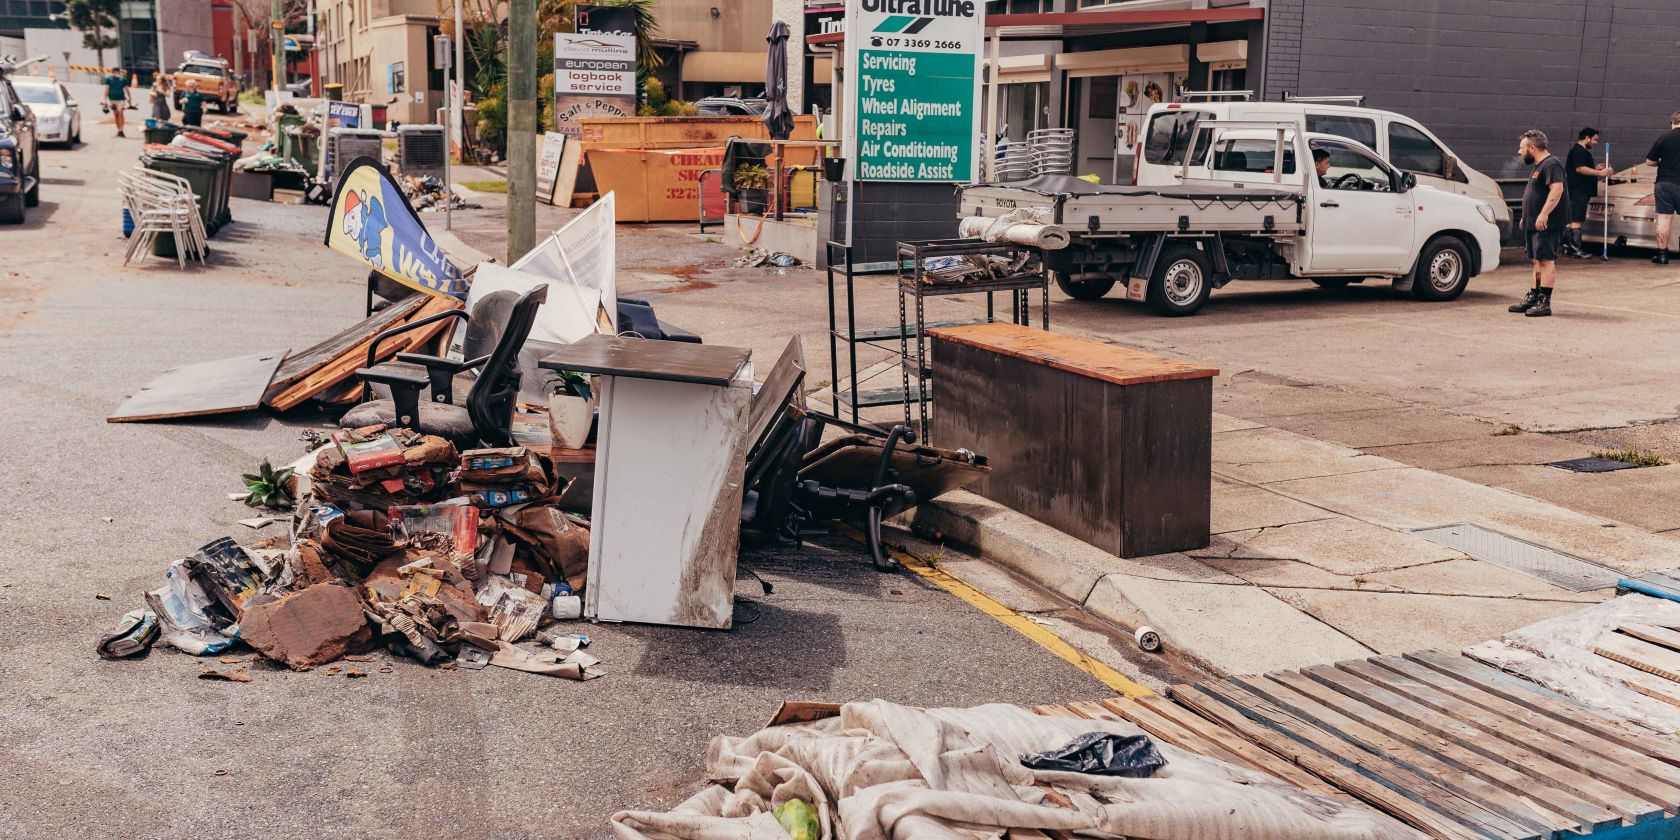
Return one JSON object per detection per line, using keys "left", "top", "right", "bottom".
{"left": 731, "top": 248, "right": 801, "bottom": 269}
{"left": 97, "top": 609, "right": 160, "bottom": 659}
{"left": 197, "top": 667, "right": 252, "bottom": 682}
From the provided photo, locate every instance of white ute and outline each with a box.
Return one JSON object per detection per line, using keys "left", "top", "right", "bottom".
{"left": 956, "top": 120, "right": 1502, "bottom": 316}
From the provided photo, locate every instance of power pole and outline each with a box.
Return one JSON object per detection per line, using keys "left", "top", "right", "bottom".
{"left": 271, "top": 0, "right": 284, "bottom": 91}
{"left": 505, "top": 0, "right": 536, "bottom": 260}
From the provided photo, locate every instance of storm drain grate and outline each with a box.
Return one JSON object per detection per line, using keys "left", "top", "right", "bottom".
{"left": 1547, "top": 457, "right": 1642, "bottom": 473}
{"left": 1411, "top": 524, "right": 1622, "bottom": 592}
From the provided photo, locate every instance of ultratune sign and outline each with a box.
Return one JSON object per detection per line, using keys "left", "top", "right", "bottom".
{"left": 844, "top": 0, "right": 982, "bottom": 182}
{"left": 552, "top": 6, "right": 638, "bottom": 137}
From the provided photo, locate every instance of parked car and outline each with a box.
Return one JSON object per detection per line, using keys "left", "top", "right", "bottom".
{"left": 11, "top": 75, "right": 79, "bottom": 145}
{"left": 695, "top": 96, "right": 766, "bottom": 116}
{"left": 171, "top": 54, "right": 241, "bottom": 114}
{"left": 285, "top": 76, "right": 313, "bottom": 98}
{"left": 1584, "top": 165, "right": 1680, "bottom": 253}
{"left": 0, "top": 67, "right": 41, "bottom": 223}
{"left": 1138, "top": 95, "right": 1515, "bottom": 244}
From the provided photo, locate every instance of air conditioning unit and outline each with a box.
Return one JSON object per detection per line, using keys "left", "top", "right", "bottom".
{"left": 397, "top": 124, "right": 447, "bottom": 179}
{"left": 325, "top": 127, "right": 385, "bottom": 186}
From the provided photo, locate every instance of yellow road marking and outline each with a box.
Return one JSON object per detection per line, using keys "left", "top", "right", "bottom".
{"left": 842, "top": 526, "right": 1153, "bottom": 698}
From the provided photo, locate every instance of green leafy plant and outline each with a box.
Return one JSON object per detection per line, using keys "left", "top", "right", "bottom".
{"left": 63, "top": 0, "right": 121, "bottom": 69}
{"left": 242, "top": 460, "right": 296, "bottom": 510}
{"left": 1593, "top": 448, "right": 1668, "bottom": 467}
{"left": 556, "top": 371, "right": 593, "bottom": 401}
{"left": 733, "top": 163, "right": 771, "bottom": 191}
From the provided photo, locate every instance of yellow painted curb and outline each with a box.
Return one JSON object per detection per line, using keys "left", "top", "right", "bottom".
{"left": 844, "top": 526, "right": 1154, "bottom": 698}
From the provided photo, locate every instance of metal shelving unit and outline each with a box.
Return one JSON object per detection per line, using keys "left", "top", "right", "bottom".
{"left": 895, "top": 239, "right": 1049, "bottom": 442}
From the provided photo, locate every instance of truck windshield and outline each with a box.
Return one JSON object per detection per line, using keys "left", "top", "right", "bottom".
{"left": 1144, "top": 110, "right": 1211, "bottom": 165}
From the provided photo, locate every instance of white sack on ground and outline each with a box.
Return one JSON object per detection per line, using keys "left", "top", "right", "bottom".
{"left": 611, "top": 699, "right": 1425, "bottom": 840}
{"left": 958, "top": 208, "right": 1071, "bottom": 250}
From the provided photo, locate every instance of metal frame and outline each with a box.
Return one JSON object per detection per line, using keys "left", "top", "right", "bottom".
{"left": 895, "top": 238, "right": 1049, "bottom": 443}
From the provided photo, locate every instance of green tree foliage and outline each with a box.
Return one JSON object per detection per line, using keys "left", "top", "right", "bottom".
{"left": 63, "top": 0, "right": 121, "bottom": 69}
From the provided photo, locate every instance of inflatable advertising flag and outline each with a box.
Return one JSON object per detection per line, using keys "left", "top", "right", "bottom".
{"left": 324, "top": 157, "right": 467, "bottom": 298}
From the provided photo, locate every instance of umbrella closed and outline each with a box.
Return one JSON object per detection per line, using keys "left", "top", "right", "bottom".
{"left": 763, "top": 20, "right": 794, "bottom": 141}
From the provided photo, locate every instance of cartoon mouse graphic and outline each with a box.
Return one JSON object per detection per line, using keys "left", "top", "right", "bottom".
{"left": 341, "top": 188, "right": 390, "bottom": 270}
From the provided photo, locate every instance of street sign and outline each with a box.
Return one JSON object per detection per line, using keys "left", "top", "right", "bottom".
{"left": 551, "top": 4, "right": 638, "bottom": 138}
{"left": 843, "top": 0, "right": 983, "bottom": 182}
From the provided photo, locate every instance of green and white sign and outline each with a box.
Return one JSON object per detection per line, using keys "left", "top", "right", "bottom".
{"left": 844, "top": 0, "right": 984, "bottom": 182}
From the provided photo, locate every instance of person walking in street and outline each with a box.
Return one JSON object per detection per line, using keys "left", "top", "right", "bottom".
{"left": 149, "top": 75, "right": 172, "bottom": 123}
{"left": 1564, "top": 127, "right": 1613, "bottom": 258}
{"left": 181, "top": 80, "right": 204, "bottom": 128}
{"left": 102, "top": 70, "right": 130, "bottom": 137}
{"left": 1644, "top": 111, "right": 1680, "bottom": 265}
{"left": 1510, "top": 129, "right": 1568, "bottom": 317}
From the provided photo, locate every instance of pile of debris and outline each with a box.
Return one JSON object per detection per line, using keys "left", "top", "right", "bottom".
{"left": 100, "top": 427, "right": 603, "bottom": 680}
{"left": 400, "top": 174, "right": 478, "bottom": 212}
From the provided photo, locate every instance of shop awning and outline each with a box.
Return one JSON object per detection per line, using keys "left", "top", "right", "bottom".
{"left": 984, "top": 53, "right": 1053, "bottom": 84}
{"left": 1056, "top": 44, "right": 1188, "bottom": 77}
{"left": 682, "top": 51, "right": 766, "bottom": 84}
{"left": 804, "top": 6, "right": 1263, "bottom": 47}
{"left": 1197, "top": 40, "right": 1248, "bottom": 69}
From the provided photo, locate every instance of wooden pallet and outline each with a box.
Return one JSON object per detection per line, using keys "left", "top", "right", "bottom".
{"left": 1158, "top": 651, "right": 1680, "bottom": 840}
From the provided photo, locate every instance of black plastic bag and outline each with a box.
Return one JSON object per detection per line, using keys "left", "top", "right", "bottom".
{"left": 1020, "top": 731, "right": 1167, "bottom": 778}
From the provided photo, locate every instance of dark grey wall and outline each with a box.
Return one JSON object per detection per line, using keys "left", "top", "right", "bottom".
{"left": 1264, "top": 0, "right": 1680, "bottom": 179}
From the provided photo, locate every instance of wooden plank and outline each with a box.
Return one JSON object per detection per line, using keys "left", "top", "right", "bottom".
{"left": 267, "top": 295, "right": 462, "bottom": 411}
{"left": 1236, "top": 674, "right": 1572, "bottom": 839}
{"left": 1202, "top": 678, "right": 1547, "bottom": 840}
{"left": 1370, "top": 656, "right": 1680, "bottom": 808}
{"left": 265, "top": 293, "right": 424, "bottom": 396}
{"left": 1597, "top": 633, "right": 1680, "bottom": 684}
{"left": 1342, "top": 658, "right": 1680, "bottom": 814}
{"left": 1170, "top": 684, "right": 1488, "bottom": 840}
{"left": 1405, "top": 650, "right": 1680, "bottom": 768}
{"left": 744, "top": 336, "right": 805, "bottom": 460}
{"left": 1270, "top": 670, "right": 1620, "bottom": 833}
{"left": 927, "top": 323, "right": 1220, "bottom": 387}
{"left": 1032, "top": 704, "right": 1082, "bottom": 719}
{"left": 1088, "top": 698, "right": 1269, "bottom": 771}
{"left": 1619, "top": 624, "right": 1680, "bottom": 656}
{"left": 1309, "top": 664, "right": 1654, "bottom": 826}
{"left": 108, "top": 351, "right": 286, "bottom": 422}
{"left": 1114, "top": 696, "right": 1342, "bottom": 796}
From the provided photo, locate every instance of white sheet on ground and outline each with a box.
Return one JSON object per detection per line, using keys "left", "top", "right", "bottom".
{"left": 610, "top": 700, "right": 1424, "bottom": 840}
{"left": 1465, "top": 593, "right": 1680, "bottom": 735}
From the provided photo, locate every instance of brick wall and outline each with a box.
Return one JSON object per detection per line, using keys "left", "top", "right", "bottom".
{"left": 1264, "top": 0, "right": 1680, "bottom": 176}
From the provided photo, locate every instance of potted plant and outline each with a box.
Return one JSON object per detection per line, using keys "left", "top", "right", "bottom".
{"left": 732, "top": 163, "right": 771, "bottom": 214}
{"left": 549, "top": 371, "right": 597, "bottom": 451}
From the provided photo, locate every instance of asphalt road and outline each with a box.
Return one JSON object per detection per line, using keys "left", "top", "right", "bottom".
{"left": 0, "top": 90, "right": 1125, "bottom": 839}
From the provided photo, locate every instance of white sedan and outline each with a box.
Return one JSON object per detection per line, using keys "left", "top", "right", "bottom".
{"left": 1585, "top": 164, "right": 1680, "bottom": 253}
{"left": 12, "top": 76, "right": 80, "bottom": 145}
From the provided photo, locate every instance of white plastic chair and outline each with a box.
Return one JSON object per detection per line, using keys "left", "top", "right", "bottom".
{"left": 120, "top": 168, "right": 207, "bottom": 268}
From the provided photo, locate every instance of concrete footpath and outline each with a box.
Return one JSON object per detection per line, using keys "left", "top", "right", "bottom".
{"left": 914, "top": 410, "right": 1680, "bottom": 677}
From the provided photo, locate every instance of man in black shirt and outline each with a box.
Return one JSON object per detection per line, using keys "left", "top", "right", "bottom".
{"left": 1564, "top": 127, "right": 1612, "bottom": 258}
{"left": 1510, "top": 129, "right": 1567, "bottom": 317}
{"left": 1644, "top": 111, "right": 1680, "bottom": 265}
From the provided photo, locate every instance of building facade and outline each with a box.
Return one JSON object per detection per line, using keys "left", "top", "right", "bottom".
{"left": 1261, "top": 0, "right": 1680, "bottom": 179}
{"left": 660, "top": 0, "right": 773, "bottom": 102}
{"left": 316, "top": 0, "right": 442, "bottom": 124}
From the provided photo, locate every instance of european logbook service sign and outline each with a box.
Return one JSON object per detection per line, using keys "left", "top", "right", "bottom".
{"left": 844, "top": 0, "right": 983, "bottom": 182}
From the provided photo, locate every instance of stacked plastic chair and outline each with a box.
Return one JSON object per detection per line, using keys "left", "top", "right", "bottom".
{"left": 1027, "top": 128, "right": 1077, "bottom": 176}
{"left": 118, "top": 168, "right": 207, "bottom": 269}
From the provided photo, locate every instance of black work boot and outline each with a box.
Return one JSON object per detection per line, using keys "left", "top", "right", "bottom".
{"left": 1508, "top": 286, "right": 1541, "bottom": 313}
{"left": 1526, "top": 289, "right": 1553, "bottom": 317}
{"left": 1656, "top": 250, "right": 1672, "bottom": 265}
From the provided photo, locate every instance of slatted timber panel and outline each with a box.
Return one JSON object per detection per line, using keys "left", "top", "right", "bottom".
{"left": 1159, "top": 651, "right": 1680, "bottom": 840}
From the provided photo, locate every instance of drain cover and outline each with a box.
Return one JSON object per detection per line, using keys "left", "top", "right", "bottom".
{"left": 1412, "top": 524, "right": 1622, "bottom": 592}
{"left": 1547, "top": 457, "right": 1642, "bottom": 473}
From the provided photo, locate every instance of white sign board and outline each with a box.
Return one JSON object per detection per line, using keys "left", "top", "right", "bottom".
{"left": 843, "top": 0, "right": 984, "bottom": 182}
{"left": 513, "top": 192, "right": 619, "bottom": 331}
{"left": 552, "top": 31, "right": 637, "bottom": 137}
{"left": 535, "top": 132, "right": 567, "bottom": 205}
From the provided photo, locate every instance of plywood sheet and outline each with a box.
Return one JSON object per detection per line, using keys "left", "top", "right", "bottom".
{"left": 109, "top": 351, "right": 287, "bottom": 423}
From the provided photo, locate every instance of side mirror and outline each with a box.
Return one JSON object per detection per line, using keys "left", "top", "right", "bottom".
{"left": 10, "top": 104, "right": 26, "bottom": 122}
{"left": 1399, "top": 172, "right": 1417, "bottom": 192}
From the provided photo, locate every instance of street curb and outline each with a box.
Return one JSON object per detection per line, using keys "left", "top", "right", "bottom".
{"left": 432, "top": 226, "right": 491, "bottom": 266}
{"left": 911, "top": 491, "right": 1373, "bottom": 677}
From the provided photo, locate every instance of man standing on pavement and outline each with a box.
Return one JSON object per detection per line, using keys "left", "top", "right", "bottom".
{"left": 102, "top": 70, "right": 130, "bottom": 137}
{"left": 1564, "top": 127, "right": 1613, "bottom": 258}
{"left": 1509, "top": 129, "right": 1567, "bottom": 317}
{"left": 1644, "top": 111, "right": 1680, "bottom": 265}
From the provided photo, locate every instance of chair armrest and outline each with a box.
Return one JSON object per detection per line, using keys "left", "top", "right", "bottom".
{"left": 396, "top": 352, "right": 481, "bottom": 405}
{"left": 355, "top": 361, "right": 431, "bottom": 430}
{"left": 366, "top": 308, "right": 469, "bottom": 368}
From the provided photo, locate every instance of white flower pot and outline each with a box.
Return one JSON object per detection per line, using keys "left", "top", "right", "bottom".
{"left": 549, "top": 392, "right": 596, "bottom": 451}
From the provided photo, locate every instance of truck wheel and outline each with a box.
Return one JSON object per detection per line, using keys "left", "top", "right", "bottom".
{"left": 1055, "top": 273, "right": 1115, "bottom": 301}
{"left": 1147, "top": 244, "right": 1212, "bottom": 316}
{"left": 1412, "top": 236, "right": 1470, "bottom": 301}
{"left": 0, "top": 192, "right": 24, "bottom": 224}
